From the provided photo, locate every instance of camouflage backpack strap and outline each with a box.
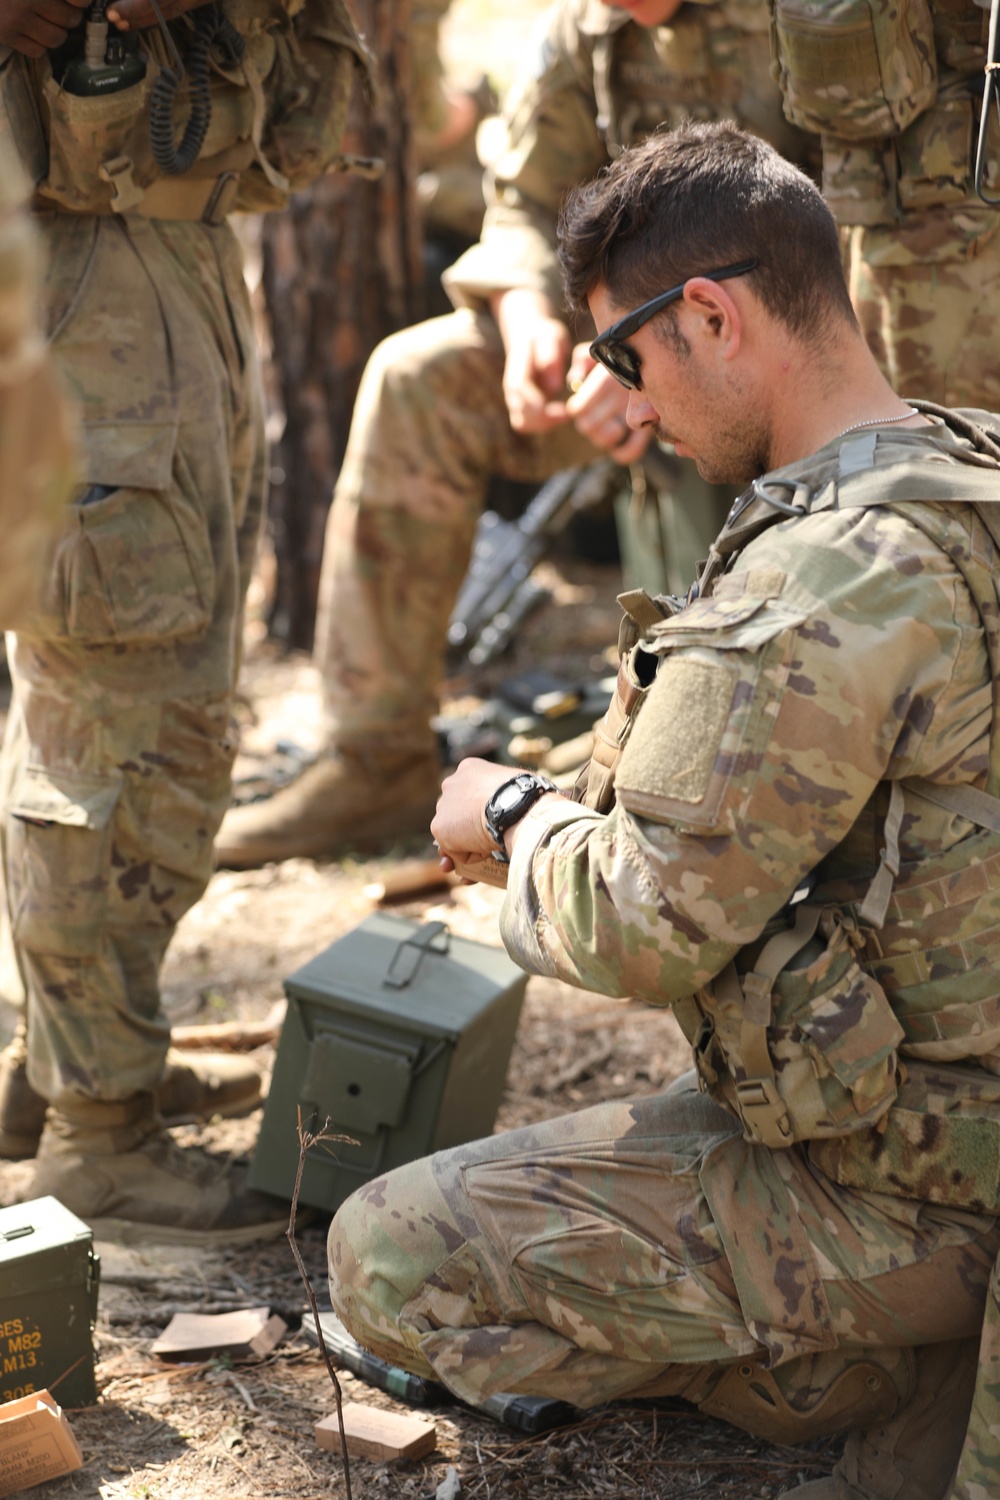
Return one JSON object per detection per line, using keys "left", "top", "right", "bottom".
{"left": 907, "top": 401, "right": 1000, "bottom": 461}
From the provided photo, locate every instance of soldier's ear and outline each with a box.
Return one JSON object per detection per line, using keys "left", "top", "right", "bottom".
{"left": 682, "top": 279, "right": 741, "bottom": 360}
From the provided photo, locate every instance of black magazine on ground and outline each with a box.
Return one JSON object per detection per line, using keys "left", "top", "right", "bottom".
{"left": 302, "top": 1307, "right": 577, "bottom": 1433}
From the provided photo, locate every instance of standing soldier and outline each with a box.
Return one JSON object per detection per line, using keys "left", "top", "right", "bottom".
{"left": 769, "top": 0, "right": 1000, "bottom": 411}
{"left": 215, "top": 0, "right": 817, "bottom": 870}
{"left": 0, "top": 0, "right": 371, "bottom": 1241}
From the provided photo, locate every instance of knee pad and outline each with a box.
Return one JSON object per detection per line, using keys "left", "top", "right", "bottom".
{"left": 698, "top": 1346, "right": 916, "bottom": 1446}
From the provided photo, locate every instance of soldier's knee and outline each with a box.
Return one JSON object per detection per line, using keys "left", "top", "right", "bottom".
{"left": 327, "top": 1160, "right": 463, "bottom": 1328}
{"left": 327, "top": 1189, "right": 373, "bottom": 1300}
{"left": 327, "top": 1173, "right": 440, "bottom": 1358}
{"left": 363, "top": 309, "right": 499, "bottom": 405}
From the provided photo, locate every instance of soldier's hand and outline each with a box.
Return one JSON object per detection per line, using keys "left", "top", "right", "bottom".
{"left": 107, "top": 0, "right": 215, "bottom": 29}
{"left": 492, "top": 288, "right": 573, "bottom": 434}
{"left": 0, "top": 0, "right": 88, "bottom": 58}
{"left": 431, "top": 758, "right": 561, "bottom": 880}
{"left": 565, "top": 346, "right": 651, "bottom": 465}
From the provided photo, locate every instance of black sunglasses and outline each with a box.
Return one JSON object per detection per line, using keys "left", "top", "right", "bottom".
{"left": 589, "top": 259, "right": 758, "bottom": 391}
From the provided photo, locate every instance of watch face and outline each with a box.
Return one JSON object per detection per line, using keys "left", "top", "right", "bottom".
{"left": 495, "top": 779, "right": 530, "bottom": 815}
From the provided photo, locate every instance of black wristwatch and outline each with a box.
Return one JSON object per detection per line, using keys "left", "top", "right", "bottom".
{"left": 484, "top": 773, "right": 558, "bottom": 863}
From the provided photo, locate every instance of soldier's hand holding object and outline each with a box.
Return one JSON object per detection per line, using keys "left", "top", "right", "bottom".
{"left": 432, "top": 758, "right": 557, "bottom": 887}
{"left": 493, "top": 288, "right": 574, "bottom": 434}
{"left": 1, "top": 0, "right": 89, "bottom": 56}
{"left": 566, "top": 344, "right": 651, "bottom": 464}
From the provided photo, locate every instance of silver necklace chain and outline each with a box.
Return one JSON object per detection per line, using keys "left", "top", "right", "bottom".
{"left": 838, "top": 406, "right": 919, "bottom": 438}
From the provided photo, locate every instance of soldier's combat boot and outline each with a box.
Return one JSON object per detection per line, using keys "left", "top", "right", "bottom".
{"left": 0, "top": 1023, "right": 262, "bottom": 1160}
{"left": 28, "top": 1094, "right": 290, "bottom": 1246}
{"left": 778, "top": 1338, "right": 979, "bottom": 1500}
{"left": 213, "top": 748, "right": 441, "bottom": 869}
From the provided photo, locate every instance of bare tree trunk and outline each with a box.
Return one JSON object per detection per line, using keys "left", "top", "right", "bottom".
{"left": 262, "top": 0, "right": 423, "bottom": 647}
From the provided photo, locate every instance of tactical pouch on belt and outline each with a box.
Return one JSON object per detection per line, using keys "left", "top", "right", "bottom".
{"left": 240, "top": 0, "right": 368, "bottom": 207}
{"left": 39, "top": 64, "right": 157, "bottom": 214}
{"left": 769, "top": 0, "right": 938, "bottom": 140}
{"left": 22, "top": 0, "right": 368, "bottom": 217}
{"left": 810, "top": 1059, "right": 1000, "bottom": 1212}
{"left": 697, "top": 905, "right": 903, "bottom": 1149}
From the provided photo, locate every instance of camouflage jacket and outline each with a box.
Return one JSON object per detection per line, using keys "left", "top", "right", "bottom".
{"left": 445, "top": 0, "right": 813, "bottom": 315}
{"left": 0, "top": 0, "right": 372, "bottom": 218}
{"left": 501, "top": 409, "right": 1000, "bottom": 1199}
{"left": 770, "top": 0, "right": 1000, "bottom": 236}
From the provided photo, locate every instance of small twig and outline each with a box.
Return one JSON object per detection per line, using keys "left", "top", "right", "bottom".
{"left": 286, "top": 1105, "right": 358, "bottom": 1500}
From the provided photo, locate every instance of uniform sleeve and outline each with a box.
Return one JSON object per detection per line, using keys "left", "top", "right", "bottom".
{"left": 499, "top": 505, "right": 992, "bottom": 1000}
{"left": 443, "top": 0, "right": 608, "bottom": 312}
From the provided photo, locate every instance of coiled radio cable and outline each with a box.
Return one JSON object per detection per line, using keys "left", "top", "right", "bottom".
{"left": 147, "top": 0, "right": 245, "bottom": 176}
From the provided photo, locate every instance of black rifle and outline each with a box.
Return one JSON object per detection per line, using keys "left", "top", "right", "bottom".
{"left": 447, "top": 458, "right": 626, "bottom": 666}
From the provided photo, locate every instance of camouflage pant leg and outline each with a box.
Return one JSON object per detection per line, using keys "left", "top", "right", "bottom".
{"left": 846, "top": 221, "right": 1000, "bottom": 408}
{"left": 329, "top": 1090, "right": 999, "bottom": 1415}
{"left": 311, "top": 308, "right": 603, "bottom": 754}
{"left": 951, "top": 1250, "right": 1000, "bottom": 1500}
{"left": 1, "top": 215, "right": 266, "bottom": 1106}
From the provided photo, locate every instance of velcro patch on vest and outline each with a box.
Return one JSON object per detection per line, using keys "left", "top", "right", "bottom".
{"left": 615, "top": 657, "right": 737, "bottom": 813}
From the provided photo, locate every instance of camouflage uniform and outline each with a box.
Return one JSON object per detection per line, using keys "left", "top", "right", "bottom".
{"left": 769, "top": 8, "right": 1000, "bottom": 1488}
{"left": 0, "top": 147, "right": 75, "bottom": 627}
{"left": 329, "top": 411, "right": 1000, "bottom": 1492}
{"left": 316, "top": 0, "right": 810, "bottom": 765}
{"left": 770, "top": 0, "right": 1000, "bottom": 408}
{"left": 0, "top": 8, "right": 363, "bottom": 1114}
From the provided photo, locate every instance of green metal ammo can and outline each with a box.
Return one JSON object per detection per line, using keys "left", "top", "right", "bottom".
{"left": 249, "top": 914, "right": 527, "bottom": 1212}
{"left": 0, "top": 1196, "right": 100, "bottom": 1409}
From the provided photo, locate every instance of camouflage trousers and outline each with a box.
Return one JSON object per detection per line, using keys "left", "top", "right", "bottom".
{"left": 328, "top": 1089, "right": 999, "bottom": 1426}
{"left": 846, "top": 212, "right": 1000, "bottom": 409}
{"left": 0, "top": 212, "right": 265, "bottom": 1107}
{"left": 312, "top": 308, "right": 728, "bottom": 756}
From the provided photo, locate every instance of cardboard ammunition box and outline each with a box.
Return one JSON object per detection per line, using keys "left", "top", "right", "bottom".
{"left": 249, "top": 914, "right": 527, "bottom": 1212}
{"left": 0, "top": 1197, "right": 100, "bottom": 1410}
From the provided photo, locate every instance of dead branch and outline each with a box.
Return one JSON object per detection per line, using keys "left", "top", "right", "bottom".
{"left": 286, "top": 1105, "right": 359, "bottom": 1500}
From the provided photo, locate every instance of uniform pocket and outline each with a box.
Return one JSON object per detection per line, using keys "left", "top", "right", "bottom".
{"left": 40, "top": 69, "right": 155, "bottom": 214}
{"left": 770, "top": 0, "right": 938, "bottom": 140}
{"left": 31, "top": 425, "right": 215, "bottom": 645}
{"left": 767, "top": 934, "right": 903, "bottom": 1139}
{"left": 6, "top": 764, "right": 122, "bottom": 957}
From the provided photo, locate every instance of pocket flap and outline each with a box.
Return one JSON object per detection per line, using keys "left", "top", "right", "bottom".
{"left": 80, "top": 421, "right": 178, "bottom": 491}
{"left": 8, "top": 764, "right": 122, "bottom": 829}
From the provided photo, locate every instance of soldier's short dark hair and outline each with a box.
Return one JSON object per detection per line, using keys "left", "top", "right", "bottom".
{"left": 558, "top": 121, "right": 857, "bottom": 341}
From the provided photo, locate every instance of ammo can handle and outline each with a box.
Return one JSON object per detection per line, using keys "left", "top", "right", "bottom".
{"left": 383, "top": 920, "right": 450, "bottom": 989}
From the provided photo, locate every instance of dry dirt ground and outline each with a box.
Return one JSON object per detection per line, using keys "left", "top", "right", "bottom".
{"left": 0, "top": 555, "right": 842, "bottom": 1499}
{"left": 0, "top": 8, "right": 849, "bottom": 1497}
